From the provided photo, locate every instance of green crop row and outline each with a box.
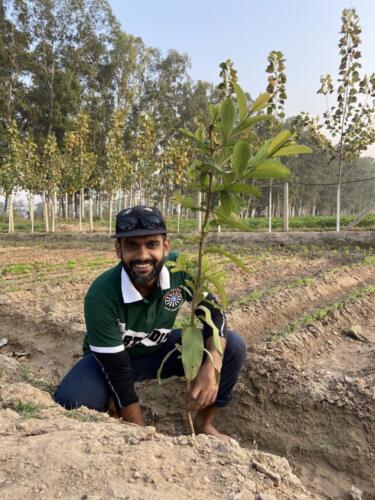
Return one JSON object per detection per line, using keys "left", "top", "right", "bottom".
{"left": 272, "top": 284, "right": 375, "bottom": 340}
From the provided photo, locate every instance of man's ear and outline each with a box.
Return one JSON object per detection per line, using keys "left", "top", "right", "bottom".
{"left": 163, "top": 236, "right": 170, "bottom": 255}
{"left": 115, "top": 240, "right": 121, "bottom": 260}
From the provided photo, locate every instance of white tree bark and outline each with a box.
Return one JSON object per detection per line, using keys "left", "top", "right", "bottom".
{"left": 30, "top": 192, "right": 34, "bottom": 234}
{"left": 283, "top": 182, "right": 289, "bottom": 232}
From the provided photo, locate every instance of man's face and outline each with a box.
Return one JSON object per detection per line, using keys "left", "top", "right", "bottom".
{"left": 115, "top": 234, "right": 170, "bottom": 288}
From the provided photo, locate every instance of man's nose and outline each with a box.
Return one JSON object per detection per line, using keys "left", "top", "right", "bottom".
{"left": 137, "top": 245, "right": 150, "bottom": 259}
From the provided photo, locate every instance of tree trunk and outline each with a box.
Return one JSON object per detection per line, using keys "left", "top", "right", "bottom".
{"left": 89, "top": 191, "right": 94, "bottom": 232}
{"left": 51, "top": 193, "right": 55, "bottom": 233}
{"left": 4, "top": 192, "right": 10, "bottom": 214}
{"left": 283, "top": 182, "right": 289, "bottom": 232}
{"left": 268, "top": 180, "right": 273, "bottom": 233}
{"left": 336, "top": 158, "right": 343, "bottom": 232}
{"left": 79, "top": 188, "right": 84, "bottom": 231}
{"left": 64, "top": 193, "right": 68, "bottom": 219}
{"left": 109, "top": 192, "right": 113, "bottom": 234}
{"left": 8, "top": 191, "right": 14, "bottom": 234}
{"left": 30, "top": 192, "right": 35, "bottom": 234}
{"left": 43, "top": 191, "right": 49, "bottom": 233}
{"left": 196, "top": 192, "right": 202, "bottom": 232}
{"left": 99, "top": 193, "right": 103, "bottom": 219}
{"left": 177, "top": 204, "right": 181, "bottom": 234}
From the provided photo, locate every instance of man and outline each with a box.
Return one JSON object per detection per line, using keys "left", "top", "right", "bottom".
{"left": 55, "top": 206, "right": 246, "bottom": 440}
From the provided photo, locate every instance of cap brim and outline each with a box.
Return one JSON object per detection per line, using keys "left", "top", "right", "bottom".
{"left": 111, "top": 228, "right": 167, "bottom": 238}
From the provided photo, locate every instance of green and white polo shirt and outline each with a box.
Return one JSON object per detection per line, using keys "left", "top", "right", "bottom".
{"left": 83, "top": 252, "right": 190, "bottom": 357}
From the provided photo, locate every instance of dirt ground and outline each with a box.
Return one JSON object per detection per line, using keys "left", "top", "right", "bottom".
{"left": 0, "top": 234, "right": 374, "bottom": 499}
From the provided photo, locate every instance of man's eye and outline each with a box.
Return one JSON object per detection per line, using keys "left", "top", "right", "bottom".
{"left": 124, "top": 244, "right": 137, "bottom": 251}
{"left": 148, "top": 242, "right": 159, "bottom": 248}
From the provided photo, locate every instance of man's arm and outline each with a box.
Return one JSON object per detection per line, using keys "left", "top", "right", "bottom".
{"left": 85, "top": 297, "right": 145, "bottom": 425}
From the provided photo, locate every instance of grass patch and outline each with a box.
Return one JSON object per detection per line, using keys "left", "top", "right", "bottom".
{"left": 14, "top": 400, "right": 44, "bottom": 419}
{"left": 231, "top": 274, "right": 316, "bottom": 309}
{"left": 272, "top": 284, "right": 375, "bottom": 340}
{"left": 64, "top": 409, "right": 106, "bottom": 422}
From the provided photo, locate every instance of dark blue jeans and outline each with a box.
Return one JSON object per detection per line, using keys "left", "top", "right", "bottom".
{"left": 55, "top": 330, "right": 246, "bottom": 412}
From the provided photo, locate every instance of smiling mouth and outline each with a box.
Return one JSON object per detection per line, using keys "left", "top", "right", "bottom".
{"left": 131, "top": 261, "right": 154, "bottom": 273}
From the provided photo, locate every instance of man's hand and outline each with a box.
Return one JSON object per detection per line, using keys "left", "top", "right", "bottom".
{"left": 186, "top": 336, "right": 226, "bottom": 412}
{"left": 186, "top": 360, "right": 219, "bottom": 411}
{"left": 118, "top": 402, "right": 145, "bottom": 426}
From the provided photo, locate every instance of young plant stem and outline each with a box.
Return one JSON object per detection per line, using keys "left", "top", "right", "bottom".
{"left": 186, "top": 380, "right": 196, "bottom": 439}
{"left": 190, "top": 128, "right": 215, "bottom": 327}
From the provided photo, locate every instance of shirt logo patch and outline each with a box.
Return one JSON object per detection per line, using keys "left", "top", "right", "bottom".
{"left": 164, "top": 288, "right": 183, "bottom": 311}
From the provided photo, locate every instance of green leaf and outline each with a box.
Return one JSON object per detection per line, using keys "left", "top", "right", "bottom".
{"left": 213, "top": 207, "right": 252, "bottom": 231}
{"left": 250, "top": 159, "right": 289, "bottom": 179}
{"left": 230, "top": 183, "right": 261, "bottom": 196}
{"left": 233, "top": 83, "right": 248, "bottom": 121}
{"left": 195, "top": 125, "right": 205, "bottom": 142}
{"left": 194, "top": 305, "right": 223, "bottom": 355}
{"left": 181, "top": 326, "right": 204, "bottom": 381}
{"left": 209, "top": 104, "right": 219, "bottom": 122}
{"left": 271, "top": 144, "right": 312, "bottom": 157}
{"left": 250, "top": 92, "right": 271, "bottom": 113}
{"left": 232, "top": 141, "right": 250, "bottom": 176}
{"left": 249, "top": 139, "right": 271, "bottom": 166}
{"left": 220, "top": 97, "right": 236, "bottom": 139}
{"left": 205, "top": 246, "right": 251, "bottom": 275}
{"left": 179, "top": 128, "right": 196, "bottom": 140}
{"left": 220, "top": 191, "right": 232, "bottom": 214}
{"left": 173, "top": 191, "right": 201, "bottom": 210}
{"left": 268, "top": 130, "right": 292, "bottom": 155}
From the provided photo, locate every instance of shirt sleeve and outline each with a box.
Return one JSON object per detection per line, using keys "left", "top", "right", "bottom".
{"left": 84, "top": 296, "right": 138, "bottom": 409}
{"left": 194, "top": 292, "right": 228, "bottom": 340}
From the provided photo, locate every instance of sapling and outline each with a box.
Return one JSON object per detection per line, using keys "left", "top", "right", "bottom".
{"left": 158, "top": 63, "right": 311, "bottom": 435}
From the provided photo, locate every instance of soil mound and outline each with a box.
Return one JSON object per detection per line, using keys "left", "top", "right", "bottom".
{"left": 0, "top": 354, "right": 318, "bottom": 500}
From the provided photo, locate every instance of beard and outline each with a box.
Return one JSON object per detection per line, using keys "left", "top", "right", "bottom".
{"left": 123, "top": 257, "right": 164, "bottom": 288}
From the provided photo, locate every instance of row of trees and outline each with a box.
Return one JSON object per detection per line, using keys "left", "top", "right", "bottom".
{"left": 0, "top": 0, "right": 211, "bottom": 231}
{"left": 1, "top": 2, "right": 374, "bottom": 233}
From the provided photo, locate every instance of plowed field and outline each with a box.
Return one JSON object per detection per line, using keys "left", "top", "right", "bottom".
{"left": 1, "top": 234, "right": 374, "bottom": 499}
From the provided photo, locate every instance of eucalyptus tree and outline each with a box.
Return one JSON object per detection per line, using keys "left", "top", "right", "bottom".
{"left": 265, "top": 50, "right": 287, "bottom": 231}
{"left": 160, "top": 138, "right": 191, "bottom": 223}
{"left": 41, "top": 133, "right": 62, "bottom": 232}
{"left": 65, "top": 112, "right": 95, "bottom": 231}
{"left": 0, "top": 0, "right": 31, "bottom": 123}
{"left": 131, "top": 113, "right": 157, "bottom": 205}
{"left": 1, "top": 119, "right": 23, "bottom": 232}
{"left": 105, "top": 108, "right": 129, "bottom": 233}
{"left": 22, "top": 134, "right": 39, "bottom": 232}
{"left": 318, "top": 8, "right": 375, "bottom": 231}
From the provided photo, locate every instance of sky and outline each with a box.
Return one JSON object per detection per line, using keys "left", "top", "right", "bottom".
{"left": 108, "top": 0, "right": 375, "bottom": 157}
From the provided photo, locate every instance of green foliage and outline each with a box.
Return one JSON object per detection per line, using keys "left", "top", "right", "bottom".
{"left": 316, "top": 8, "right": 375, "bottom": 231}
{"left": 160, "top": 62, "right": 311, "bottom": 398}
{"left": 273, "top": 283, "right": 375, "bottom": 340}
{"left": 14, "top": 401, "right": 44, "bottom": 419}
{"left": 64, "top": 410, "right": 106, "bottom": 422}
{"left": 181, "top": 326, "right": 204, "bottom": 381}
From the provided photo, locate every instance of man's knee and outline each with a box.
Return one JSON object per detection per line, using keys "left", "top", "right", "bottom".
{"left": 225, "top": 331, "right": 247, "bottom": 367}
{"left": 54, "top": 354, "right": 110, "bottom": 412}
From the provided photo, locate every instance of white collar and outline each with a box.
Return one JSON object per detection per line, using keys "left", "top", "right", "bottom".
{"left": 121, "top": 265, "right": 171, "bottom": 303}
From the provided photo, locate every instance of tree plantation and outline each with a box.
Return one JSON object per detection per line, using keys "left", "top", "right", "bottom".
{"left": 1, "top": 2, "right": 375, "bottom": 234}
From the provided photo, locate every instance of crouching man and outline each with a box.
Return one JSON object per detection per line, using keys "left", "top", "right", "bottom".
{"left": 55, "top": 206, "right": 246, "bottom": 441}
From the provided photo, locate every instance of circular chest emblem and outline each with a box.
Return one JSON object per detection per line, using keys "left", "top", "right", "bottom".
{"left": 164, "top": 288, "right": 183, "bottom": 311}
